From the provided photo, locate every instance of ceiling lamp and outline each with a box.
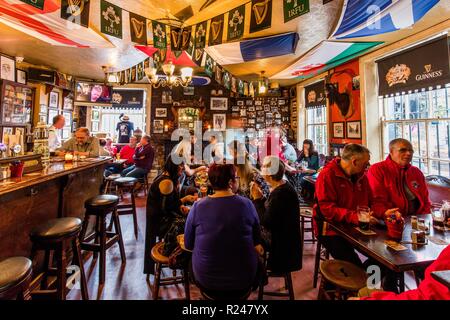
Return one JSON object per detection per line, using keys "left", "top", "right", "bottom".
{"left": 102, "top": 66, "right": 119, "bottom": 84}
{"left": 144, "top": 61, "right": 193, "bottom": 88}
{"left": 258, "top": 71, "right": 268, "bottom": 95}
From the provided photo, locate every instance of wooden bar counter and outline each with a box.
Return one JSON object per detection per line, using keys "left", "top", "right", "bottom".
{"left": 0, "top": 157, "right": 110, "bottom": 261}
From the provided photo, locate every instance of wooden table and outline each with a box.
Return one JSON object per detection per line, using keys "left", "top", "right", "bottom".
{"left": 303, "top": 174, "right": 318, "bottom": 186}
{"left": 431, "top": 270, "right": 450, "bottom": 289}
{"left": 328, "top": 215, "right": 449, "bottom": 292}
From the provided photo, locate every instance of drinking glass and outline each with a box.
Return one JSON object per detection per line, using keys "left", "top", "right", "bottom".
{"left": 357, "top": 206, "right": 371, "bottom": 231}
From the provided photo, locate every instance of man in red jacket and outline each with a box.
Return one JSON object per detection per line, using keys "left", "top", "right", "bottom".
{"left": 367, "top": 138, "right": 431, "bottom": 218}
{"left": 313, "top": 144, "right": 373, "bottom": 267}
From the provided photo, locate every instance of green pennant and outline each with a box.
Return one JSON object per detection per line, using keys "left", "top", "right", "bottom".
{"left": 283, "top": 0, "right": 309, "bottom": 23}
{"left": 193, "top": 48, "right": 204, "bottom": 67}
{"left": 208, "top": 14, "right": 224, "bottom": 46}
{"left": 137, "top": 62, "right": 145, "bottom": 80}
{"left": 170, "top": 27, "right": 182, "bottom": 51}
{"left": 222, "top": 71, "right": 231, "bottom": 90}
{"left": 194, "top": 21, "right": 207, "bottom": 49}
{"left": 250, "top": 0, "right": 272, "bottom": 34}
{"left": 129, "top": 12, "right": 147, "bottom": 45}
{"left": 204, "top": 54, "right": 214, "bottom": 77}
{"left": 100, "top": 0, "right": 122, "bottom": 39}
{"left": 215, "top": 65, "right": 223, "bottom": 85}
{"left": 152, "top": 21, "right": 167, "bottom": 49}
{"left": 227, "top": 5, "right": 245, "bottom": 41}
{"left": 60, "top": 0, "right": 90, "bottom": 28}
{"left": 244, "top": 82, "right": 249, "bottom": 96}
{"left": 186, "top": 40, "right": 194, "bottom": 56}
{"left": 238, "top": 79, "right": 244, "bottom": 95}
{"left": 181, "top": 26, "right": 192, "bottom": 51}
{"left": 20, "top": 0, "right": 45, "bottom": 10}
{"left": 231, "top": 76, "right": 237, "bottom": 93}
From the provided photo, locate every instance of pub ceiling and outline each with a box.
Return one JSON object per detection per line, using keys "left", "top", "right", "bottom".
{"left": 0, "top": 0, "right": 449, "bottom": 86}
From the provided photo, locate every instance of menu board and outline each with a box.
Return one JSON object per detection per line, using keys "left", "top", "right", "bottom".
{"left": 0, "top": 80, "right": 33, "bottom": 126}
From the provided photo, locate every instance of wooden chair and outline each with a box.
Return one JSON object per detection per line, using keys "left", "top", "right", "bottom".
{"left": 317, "top": 260, "right": 367, "bottom": 300}
{"left": 300, "top": 207, "right": 316, "bottom": 245}
{"left": 0, "top": 257, "right": 33, "bottom": 300}
{"left": 150, "top": 242, "right": 190, "bottom": 300}
{"left": 258, "top": 252, "right": 295, "bottom": 300}
{"left": 313, "top": 238, "right": 329, "bottom": 288}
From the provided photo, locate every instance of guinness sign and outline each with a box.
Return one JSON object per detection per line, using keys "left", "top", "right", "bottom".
{"left": 377, "top": 36, "right": 450, "bottom": 96}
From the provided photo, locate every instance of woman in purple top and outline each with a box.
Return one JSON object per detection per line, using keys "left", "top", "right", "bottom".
{"left": 184, "top": 164, "right": 264, "bottom": 299}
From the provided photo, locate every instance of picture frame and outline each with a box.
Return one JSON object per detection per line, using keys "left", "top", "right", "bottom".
{"left": 210, "top": 97, "right": 228, "bottom": 111}
{"left": 16, "top": 69, "right": 27, "bottom": 84}
{"left": 248, "top": 106, "right": 255, "bottom": 112}
{"left": 346, "top": 121, "right": 362, "bottom": 139}
{"left": 237, "top": 100, "right": 244, "bottom": 106}
{"left": 278, "top": 99, "right": 286, "bottom": 106}
{"left": 39, "top": 104, "right": 48, "bottom": 115}
{"left": 91, "top": 109, "right": 100, "bottom": 121}
{"left": 0, "top": 55, "right": 16, "bottom": 82}
{"left": 63, "top": 95, "right": 73, "bottom": 110}
{"left": 183, "top": 86, "right": 195, "bottom": 96}
{"left": 213, "top": 114, "right": 226, "bottom": 131}
{"left": 48, "top": 109, "right": 58, "bottom": 125}
{"left": 153, "top": 120, "right": 164, "bottom": 133}
{"left": 49, "top": 91, "right": 59, "bottom": 109}
{"left": 155, "top": 108, "right": 167, "bottom": 118}
{"left": 245, "top": 100, "right": 253, "bottom": 106}
{"left": 254, "top": 100, "right": 262, "bottom": 106}
{"left": 333, "top": 122, "right": 345, "bottom": 139}
{"left": 1, "top": 127, "right": 13, "bottom": 143}
{"left": 92, "top": 121, "right": 99, "bottom": 132}
{"left": 231, "top": 106, "right": 240, "bottom": 112}
{"left": 39, "top": 115, "right": 47, "bottom": 123}
{"left": 162, "top": 91, "right": 172, "bottom": 104}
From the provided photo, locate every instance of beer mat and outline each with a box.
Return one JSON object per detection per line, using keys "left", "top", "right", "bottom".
{"left": 384, "top": 240, "right": 408, "bottom": 251}
{"left": 427, "top": 236, "right": 449, "bottom": 245}
{"left": 24, "top": 172, "right": 41, "bottom": 176}
{"left": 355, "top": 227, "right": 377, "bottom": 235}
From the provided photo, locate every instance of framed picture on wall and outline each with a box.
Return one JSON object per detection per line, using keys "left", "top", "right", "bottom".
{"left": 210, "top": 97, "right": 228, "bottom": 111}
{"left": 1, "top": 127, "right": 13, "bottom": 143}
{"left": 16, "top": 69, "right": 27, "bottom": 84}
{"left": 92, "top": 110, "right": 100, "bottom": 121}
{"left": 153, "top": 120, "right": 164, "bottom": 133}
{"left": 346, "top": 121, "right": 361, "bottom": 139}
{"left": 332, "top": 122, "right": 345, "bottom": 138}
{"left": 237, "top": 100, "right": 244, "bottom": 106}
{"left": 49, "top": 91, "right": 59, "bottom": 109}
{"left": 213, "top": 114, "right": 226, "bottom": 131}
{"left": 0, "top": 55, "right": 15, "bottom": 81}
{"left": 63, "top": 95, "right": 73, "bottom": 110}
{"left": 92, "top": 121, "right": 99, "bottom": 132}
{"left": 183, "top": 86, "right": 195, "bottom": 95}
{"left": 48, "top": 109, "right": 58, "bottom": 125}
{"left": 155, "top": 108, "right": 167, "bottom": 117}
{"left": 162, "top": 91, "right": 172, "bottom": 104}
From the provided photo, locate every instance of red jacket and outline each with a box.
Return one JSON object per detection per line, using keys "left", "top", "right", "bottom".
{"left": 367, "top": 156, "right": 431, "bottom": 219}
{"left": 362, "top": 244, "right": 450, "bottom": 300}
{"left": 119, "top": 145, "right": 136, "bottom": 165}
{"left": 313, "top": 158, "right": 372, "bottom": 237}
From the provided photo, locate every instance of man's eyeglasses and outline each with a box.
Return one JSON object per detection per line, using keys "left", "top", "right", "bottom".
{"left": 396, "top": 148, "right": 414, "bottom": 154}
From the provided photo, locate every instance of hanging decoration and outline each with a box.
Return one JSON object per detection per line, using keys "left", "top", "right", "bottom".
{"left": 152, "top": 21, "right": 167, "bottom": 49}
{"left": 208, "top": 14, "right": 224, "bottom": 46}
{"left": 20, "top": 0, "right": 45, "bottom": 10}
{"left": 194, "top": 21, "right": 208, "bottom": 49}
{"left": 60, "top": 0, "right": 90, "bottom": 28}
{"left": 129, "top": 12, "right": 147, "bottom": 45}
{"left": 283, "top": 0, "right": 309, "bottom": 23}
{"left": 227, "top": 5, "right": 245, "bottom": 41}
{"left": 170, "top": 26, "right": 183, "bottom": 51}
{"left": 204, "top": 54, "right": 215, "bottom": 77}
{"left": 250, "top": 0, "right": 272, "bottom": 33}
{"left": 100, "top": 0, "right": 122, "bottom": 39}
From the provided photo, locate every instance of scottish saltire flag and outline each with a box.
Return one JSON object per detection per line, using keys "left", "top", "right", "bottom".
{"left": 205, "top": 32, "right": 299, "bottom": 65}
{"left": 0, "top": 0, "right": 112, "bottom": 47}
{"left": 271, "top": 41, "right": 381, "bottom": 80}
{"left": 331, "top": 0, "right": 440, "bottom": 39}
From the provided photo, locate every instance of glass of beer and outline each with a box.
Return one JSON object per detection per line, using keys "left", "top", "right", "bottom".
{"left": 357, "top": 206, "right": 371, "bottom": 231}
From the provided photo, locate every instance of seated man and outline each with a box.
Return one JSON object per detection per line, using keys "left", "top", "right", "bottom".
{"left": 121, "top": 135, "right": 154, "bottom": 179}
{"left": 368, "top": 138, "right": 431, "bottom": 218}
{"left": 104, "top": 136, "right": 137, "bottom": 176}
{"left": 57, "top": 127, "right": 99, "bottom": 158}
{"left": 313, "top": 144, "right": 373, "bottom": 267}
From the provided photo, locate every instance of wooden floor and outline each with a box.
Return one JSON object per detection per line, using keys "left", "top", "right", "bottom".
{"left": 68, "top": 190, "right": 416, "bottom": 300}
{"left": 67, "top": 190, "right": 320, "bottom": 300}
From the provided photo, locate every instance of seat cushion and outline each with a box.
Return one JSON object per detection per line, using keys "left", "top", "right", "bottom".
{"left": 105, "top": 174, "right": 121, "bottom": 181}
{"left": 85, "top": 194, "right": 119, "bottom": 208}
{"left": 114, "top": 177, "right": 138, "bottom": 187}
{"left": 30, "top": 217, "right": 82, "bottom": 240}
{"left": 0, "top": 257, "right": 32, "bottom": 292}
{"left": 151, "top": 242, "right": 169, "bottom": 264}
{"left": 320, "top": 259, "right": 367, "bottom": 291}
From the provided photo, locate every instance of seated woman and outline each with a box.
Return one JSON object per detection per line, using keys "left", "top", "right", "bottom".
{"left": 251, "top": 156, "right": 302, "bottom": 275}
{"left": 296, "top": 139, "right": 320, "bottom": 201}
{"left": 143, "top": 155, "right": 196, "bottom": 275}
{"left": 184, "top": 164, "right": 264, "bottom": 299}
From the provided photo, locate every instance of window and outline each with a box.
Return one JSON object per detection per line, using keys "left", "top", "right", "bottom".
{"left": 100, "top": 108, "right": 146, "bottom": 139}
{"left": 380, "top": 84, "right": 450, "bottom": 177}
{"left": 306, "top": 106, "right": 328, "bottom": 155}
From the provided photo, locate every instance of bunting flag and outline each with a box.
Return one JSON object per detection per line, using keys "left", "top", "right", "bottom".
{"left": 144, "top": 57, "right": 150, "bottom": 70}
{"left": 238, "top": 79, "right": 245, "bottom": 94}
{"left": 271, "top": 41, "right": 382, "bottom": 79}
{"left": 208, "top": 14, "right": 224, "bottom": 46}
{"left": 231, "top": 76, "right": 237, "bottom": 93}
{"left": 283, "top": 0, "right": 309, "bottom": 23}
{"left": 170, "top": 26, "right": 183, "bottom": 51}
{"left": 131, "top": 65, "right": 137, "bottom": 82}
{"left": 215, "top": 65, "right": 223, "bottom": 85}
{"left": 222, "top": 71, "right": 231, "bottom": 89}
{"left": 20, "top": 0, "right": 45, "bottom": 9}
{"left": 194, "top": 21, "right": 207, "bottom": 48}
{"left": 129, "top": 12, "right": 147, "bottom": 45}
{"left": 60, "top": 0, "right": 90, "bottom": 28}
{"left": 244, "top": 82, "right": 249, "bottom": 96}
{"left": 331, "top": 0, "right": 439, "bottom": 39}
{"left": 192, "top": 48, "right": 205, "bottom": 66}
{"left": 181, "top": 26, "right": 192, "bottom": 51}
{"left": 0, "top": 0, "right": 112, "bottom": 47}
{"left": 152, "top": 21, "right": 167, "bottom": 49}
{"left": 136, "top": 46, "right": 197, "bottom": 67}
{"left": 137, "top": 61, "right": 144, "bottom": 80}
{"left": 227, "top": 5, "right": 245, "bottom": 41}
{"left": 205, "top": 32, "right": 298, "bottom": 65}
{"left": 204, "top": 54, "right": 215, "bottom": 77}
{"left": 250, "top": 0, "right": 272, "bottom": 33}
{"left": 100, "top": 0, "right": 122, "bottom": 39}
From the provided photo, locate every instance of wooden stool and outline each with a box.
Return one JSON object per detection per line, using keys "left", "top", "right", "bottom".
{"left": 313, "top": 239, "right": 329, "bottom": 288}
{"left": 258, "top": 271, "right": 295, "bottom": 300}
{"left": 318, "top": 260, "right": 367, "bottom": 300}
{"left": 114, "top": 177, "right": 139, "bottom": 240}
{"left": 30, "top": 217, "right": 88, "bottom": 300}
{"left": 300, "top": 207, "right": 316, "bottom": 244}
{"left": 103, "top": 174, "right": 121, "bottom": 194}
{"left": 79, "top": 195, "right": 126, "bottom": 285}
{"left": 0, "top": 257, "right": 32, "bottom": 300}
{"left": 151, "top": 242, "right": 190, "bottom": 300}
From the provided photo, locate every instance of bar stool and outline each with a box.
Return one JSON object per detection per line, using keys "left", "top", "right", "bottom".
{"left": 114, "top": 177, "right": 139, "bottom": 240}
{"left": 103, "top": 174, "right": 121, "bottom": 194}
{"left": 0, "top": 257, "right": 32, "bottom": 300}
{"left": 258, "top": 271, "right": 295, "bottom": 300}
{"left": 150, "top": 242, "right": 190, "bottom": 300}
{"left": 300, "top": 206, "right": 316, "bottom": 245}
{"left": 79, "top": 195, "right": 126, "bottom": 285}
{"left": 313, "top": 238, "right": 329, "bottom": 288}
{"left": 29, "top": 217, "right": 88, "bottom": 300}
{"left": 317, "top": 260, "right": 367, "bottom": 300}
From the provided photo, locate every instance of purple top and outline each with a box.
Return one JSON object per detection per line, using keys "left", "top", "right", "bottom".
{"left": 184, "top": 195, "right": 261, "bottom": 291}
{"left": 133, "top": 143, "right": 154, "bottom": 171}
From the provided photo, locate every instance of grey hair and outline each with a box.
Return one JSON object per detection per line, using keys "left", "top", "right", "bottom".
{"left": 76, "top": 127, "right": 90, "bottom": 136}
{"left": 341, "top": 143, "right": 371, "bottom": 161}
{"left": 389, "top": 138, "right": 412, "bottom": 152}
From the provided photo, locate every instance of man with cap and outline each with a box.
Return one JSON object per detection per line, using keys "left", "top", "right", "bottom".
{"left": 116, "top": 114, "right": 134, "bottom": 143}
